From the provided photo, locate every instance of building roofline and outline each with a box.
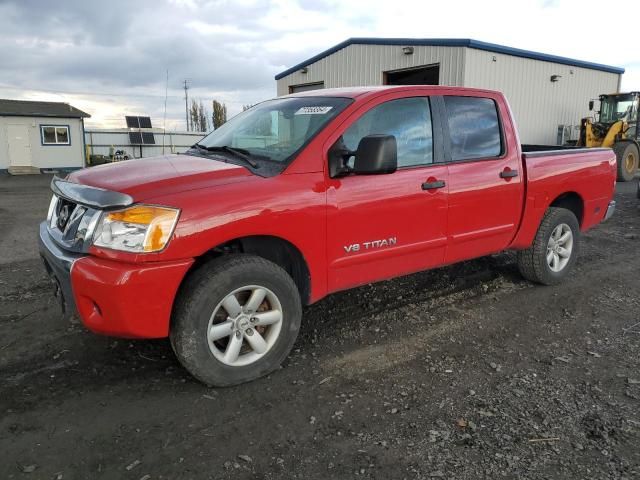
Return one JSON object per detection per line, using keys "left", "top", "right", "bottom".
{"left": 0, "top": 99, "right": 91, "bottom": 118}
{"left": 274, "top": 38, "right": 626, "bottom": 80}
{"left": 0, "top": 113, "right": 90, "bottom": 119}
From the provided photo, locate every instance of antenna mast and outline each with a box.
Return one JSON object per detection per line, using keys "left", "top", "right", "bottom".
{"left": 183, "top": 79, "right": 190, "bottom": 131}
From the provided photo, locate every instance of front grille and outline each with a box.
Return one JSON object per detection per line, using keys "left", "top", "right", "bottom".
{"left": 47, "top": 195, "right": 96, "bottom": 253}
{"left": 55, "top": 197, "right": 77, "bottom": 232}
{"left": 46, "top": 179, "right": 115, "bottom": 254}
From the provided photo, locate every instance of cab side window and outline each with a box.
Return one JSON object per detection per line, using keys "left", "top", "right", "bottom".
{"left": 342, "top": 97, "right": 433, "bottom": 167}
{"left": 443, "top": 96, "right": 502, "bottom": 161}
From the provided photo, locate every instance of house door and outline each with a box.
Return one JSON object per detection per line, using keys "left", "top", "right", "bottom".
{"left": 7, "top": 124, "right": 33, "bottom": 167}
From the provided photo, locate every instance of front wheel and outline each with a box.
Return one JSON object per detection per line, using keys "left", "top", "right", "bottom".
{"left": 517, "top": 207, "right": 580, "bottom": 285}
{"left": 171, "top": 255, "right": 302, "bottom": 386}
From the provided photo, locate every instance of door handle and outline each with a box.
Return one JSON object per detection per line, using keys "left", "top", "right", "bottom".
{"left": 421, "top": 179, "right": 446, "bottom": 190}
{"left": 500, "top": 169, "right": 518, "bottom": 178}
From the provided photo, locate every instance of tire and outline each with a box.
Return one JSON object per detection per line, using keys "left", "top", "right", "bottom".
{"left": 614, "top": 142, "right": 639, "bottom": 182}
{"left": 517, "top": 207, "right": 580, "bottom": 285}
{"left": 170, "top": 254, "right": 302, "bottom": 387}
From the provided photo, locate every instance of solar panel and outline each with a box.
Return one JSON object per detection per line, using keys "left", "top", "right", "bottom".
{"left": 142, "top": 132, "right": 156, "bottom": 144}
{"left": 125, "top": 116, "right": 140, "bottom": 128}
{"left": 138, "top": 116, "right": 152, "bottom": 128}
{"left": 125, "top": 116, "right": 153, "bottom": 128}
{"left": 126, "top": 115, "right": 154, "bottom": 145}
{"left": 129, "top": 132, "right": 143, "bottom": 144}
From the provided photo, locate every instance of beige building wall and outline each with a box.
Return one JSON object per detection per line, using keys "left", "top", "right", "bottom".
{"left": 276, "top": 43, "right": 622, "bottom": 145}
{"left": 463, "top": 48, "right": 620, "bottom": 144}
{"left": 277, "top": 44, "right": 466, "bottom": 96}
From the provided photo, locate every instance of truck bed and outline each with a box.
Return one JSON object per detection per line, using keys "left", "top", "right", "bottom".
{"left": 521, "top": 144, "right": 611, "bottom": 157}
{"left": 508, "top": 145, "right": 617, "bottom": 250}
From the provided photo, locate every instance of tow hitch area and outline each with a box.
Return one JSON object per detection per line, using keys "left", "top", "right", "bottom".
{"left": 41, "top": 256, "right": 66, "bottom": 314}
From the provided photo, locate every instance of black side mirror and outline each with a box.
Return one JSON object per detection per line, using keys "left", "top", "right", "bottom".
{"left": 588, "top": 100, "right": 594, "bottom": 111}
{"left": 353, "top": 135, "right": 397, "bottom": 175}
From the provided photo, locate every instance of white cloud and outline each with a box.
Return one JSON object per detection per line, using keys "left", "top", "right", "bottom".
{"left": 0, "top": 0, "right": 635, "bottom": 129}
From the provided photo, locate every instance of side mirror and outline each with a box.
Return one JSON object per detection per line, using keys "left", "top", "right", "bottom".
{"left": 588, "top": 100, "right": 594, "bottom": 111}
{"left": 353, "top": 135, "right": 397, "bottom": 175}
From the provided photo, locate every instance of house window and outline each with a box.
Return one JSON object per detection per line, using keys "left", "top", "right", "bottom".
{"left": 41, "top": 125, "right": 70, "bottom": 145}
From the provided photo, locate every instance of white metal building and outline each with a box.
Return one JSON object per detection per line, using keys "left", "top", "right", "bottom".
{"left": 275, "top": 38, "right": 625, "bottom": 145}
{"left": 0, "top": 100, "right": 89, "bottom": 174}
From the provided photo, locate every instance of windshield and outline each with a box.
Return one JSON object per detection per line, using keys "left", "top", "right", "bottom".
{"left": 600, "top": 94, "right": 638, "bottom": 123}
{"left": 196, "top": 97, "right": 351, "bottom": 165}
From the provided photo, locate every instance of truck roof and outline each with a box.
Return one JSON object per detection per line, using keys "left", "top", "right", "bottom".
{"left": 285, "top": 85, "right": 502, "bottom": 99}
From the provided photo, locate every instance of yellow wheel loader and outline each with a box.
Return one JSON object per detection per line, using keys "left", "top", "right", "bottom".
{"left": 578, "top": 92, "right": 640, "bottom": 181}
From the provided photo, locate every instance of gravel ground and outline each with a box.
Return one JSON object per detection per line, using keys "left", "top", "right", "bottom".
{"left": 1, "top": 173, "right": 639, "bottom": 479}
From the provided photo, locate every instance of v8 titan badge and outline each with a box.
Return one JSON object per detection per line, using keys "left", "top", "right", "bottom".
{"left": 344, "top": 237, "right": 397, "bottom": 253}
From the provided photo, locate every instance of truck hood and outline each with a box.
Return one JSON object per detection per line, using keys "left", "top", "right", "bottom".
{"left": 69, "top": 154, "right": 255, "bottom": 201}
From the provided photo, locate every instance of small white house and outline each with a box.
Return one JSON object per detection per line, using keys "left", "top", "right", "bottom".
{"left": 0, "top": 99, "right": 90, "bottom": 174}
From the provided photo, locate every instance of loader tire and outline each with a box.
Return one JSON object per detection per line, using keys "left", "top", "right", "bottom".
{"left": 615, "top": 142, "right": 639, "bottom": 182}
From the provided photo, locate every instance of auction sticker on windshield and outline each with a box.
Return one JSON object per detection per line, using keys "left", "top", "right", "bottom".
{"left": 295, "top": 106, "right": 333, "bottom": 115}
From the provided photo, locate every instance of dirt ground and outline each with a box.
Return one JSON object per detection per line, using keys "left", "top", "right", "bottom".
{"left": 1, "top": 173, "right": 639, "bottom": 480}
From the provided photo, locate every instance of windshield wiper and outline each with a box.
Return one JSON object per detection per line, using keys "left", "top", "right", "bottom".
{"left": 191, "top": 144, "right": 259, "bottom": 168}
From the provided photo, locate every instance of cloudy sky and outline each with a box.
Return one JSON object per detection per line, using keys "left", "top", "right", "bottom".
{"left": 0, "top": 0, "right": 636, "bottom": 130}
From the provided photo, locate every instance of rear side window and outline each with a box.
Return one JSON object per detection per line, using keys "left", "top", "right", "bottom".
{"left": 443, "top": 96, "right": 502, "bottom": 161}
{"left": 342, "top": 97, "right": 433, "bottom": 167}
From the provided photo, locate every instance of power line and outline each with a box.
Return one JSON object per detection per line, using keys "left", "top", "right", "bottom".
{"left": 0, "top": 82, "right": 253, "bottom": 111}
{"left": 0, "top": 83, "right": 186, "bottom": 100}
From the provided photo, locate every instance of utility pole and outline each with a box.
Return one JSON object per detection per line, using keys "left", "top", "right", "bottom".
{"left": 183, "top": 79, "right": 190, "bottom": 131}
{"left": 163, "top": 69, "right": 169, "bottom": 155}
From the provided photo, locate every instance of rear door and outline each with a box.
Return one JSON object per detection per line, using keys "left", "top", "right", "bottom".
{"left": 325, "top": 93, "right": 448, "bottom": 292}
{"left": 440, "top": 94, "right": 524, "bottom": 263}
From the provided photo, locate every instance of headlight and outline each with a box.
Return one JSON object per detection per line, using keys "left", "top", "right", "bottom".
{"left": 93, "top": 205, "right": 180, "bottom": 253}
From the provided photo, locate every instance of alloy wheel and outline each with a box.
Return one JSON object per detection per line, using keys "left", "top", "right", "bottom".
{"left": 546, "top": 223, "right": 573, "bottom": 272}
{"left": 207, "top": 285, "right": 283, "bottom": 367}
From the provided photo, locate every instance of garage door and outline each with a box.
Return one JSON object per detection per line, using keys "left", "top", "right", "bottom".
{"left": 289, "top": 82, "right": 325, "bottom": 94}
{"left": 385, "top": 64, "right": 440, "bottom": 86}
{"left": 7, "top": 124, "right": 33, "bottom": 167}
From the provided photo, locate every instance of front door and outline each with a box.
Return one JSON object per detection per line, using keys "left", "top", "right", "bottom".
{"left": 441, "top": 95, "right": 523, "bottom": 263}
{"left": 8, "top": 124, "right": 32, "bottom": 167}
{"left": 326, "top": 95, "right": 448, "bottom": 292}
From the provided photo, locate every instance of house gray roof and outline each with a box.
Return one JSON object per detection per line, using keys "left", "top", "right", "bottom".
{"left": 0, "top": 99, "right": 90, "bottom": 118}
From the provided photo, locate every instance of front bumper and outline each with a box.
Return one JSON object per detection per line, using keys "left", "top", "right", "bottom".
{"left": 39, "top": 222, "right": 194, "bottom": 338}
{"left": 39, "top": 221, "right": 84, "bottom": 316}
{"left": 604, "top": 200, "right": 616, "bottom": 221}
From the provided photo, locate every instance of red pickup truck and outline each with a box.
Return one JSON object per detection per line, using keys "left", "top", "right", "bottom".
{"left": 39, "top": 86, "right": 616, "bottom": 386}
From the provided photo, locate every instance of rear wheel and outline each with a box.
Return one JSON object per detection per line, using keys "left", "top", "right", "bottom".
{"left": 614, "top": 142, "right": 639, "bottom": 182}
{"left": 517, "top": 207, "right": 580, "bottom": 285}
{"left": 171, "top": 254, "right": 302, "bottom": 386}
